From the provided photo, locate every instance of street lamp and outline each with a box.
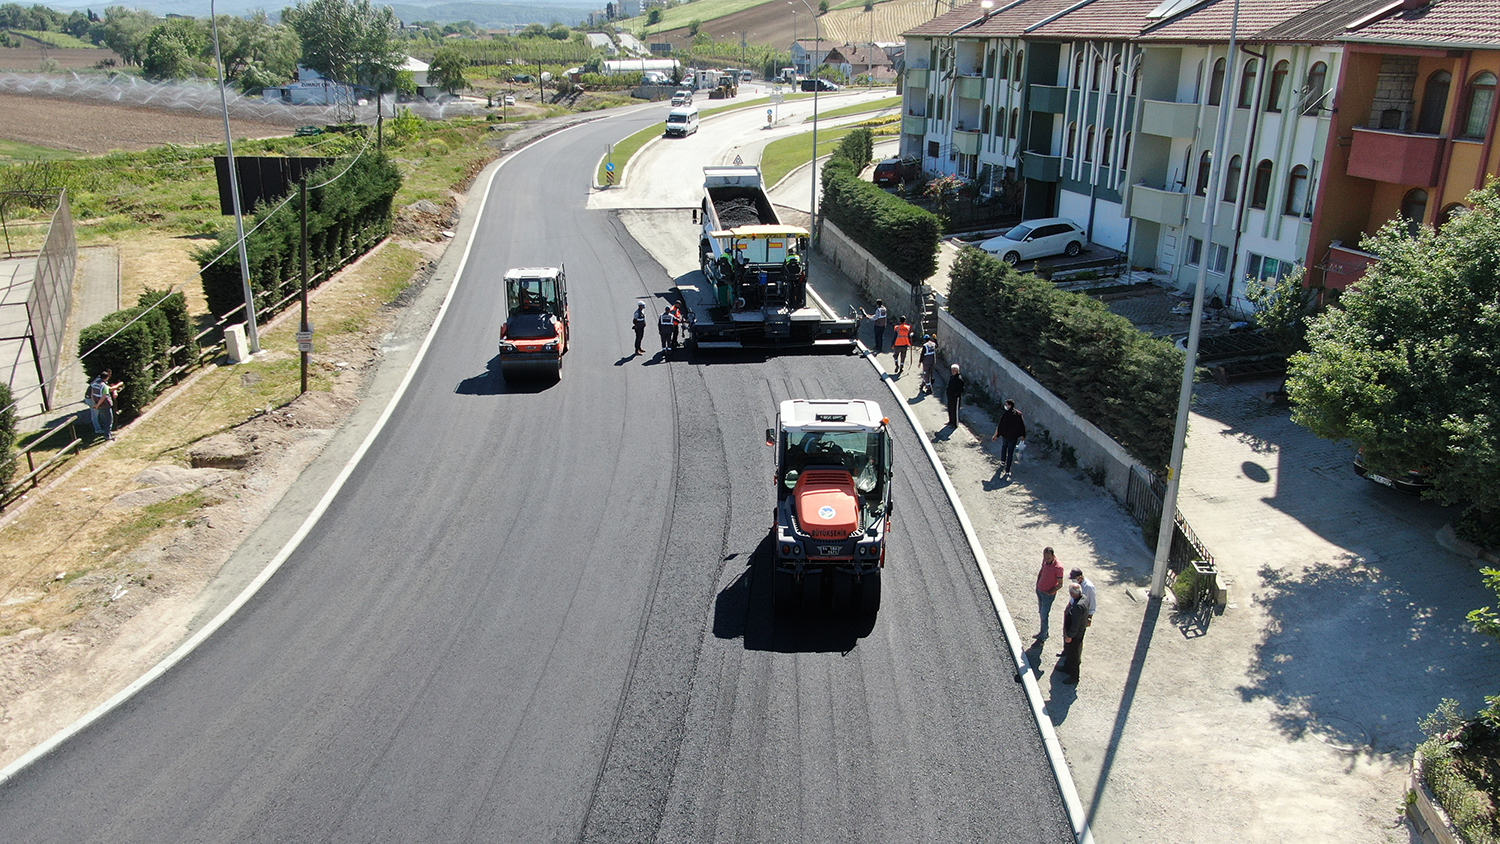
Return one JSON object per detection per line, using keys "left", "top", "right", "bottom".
{"left": 792, "top": 0, "right": 822, "bottom": 268}
{"left": 210, "top": 0, "right": 260, "bottom": 353}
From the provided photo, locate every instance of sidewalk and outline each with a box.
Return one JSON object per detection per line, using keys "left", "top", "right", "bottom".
{"left": 804, "top": 249, "right": 1499, "bottom": 843}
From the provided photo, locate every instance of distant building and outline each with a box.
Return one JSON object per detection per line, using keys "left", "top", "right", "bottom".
{"left": 602, "top": 58, "right": 681, "bottom": 76}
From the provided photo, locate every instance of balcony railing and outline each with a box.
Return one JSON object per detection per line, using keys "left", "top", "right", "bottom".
{"left": 1129, "top": 184, "right": 1189, "bottom": 227}
{"left": 1023, "top": 151, "right": 1061, "bottom": 182}
{"left": 956, "top": 75, "right": 985, "bottom": 100}
{"left": 906, "top": 68, "right": 929, "bottom": 89}
{"left": 1140, "top": 99, "right": 1202, "bottom": 139}
{"left": 1028, "top": 84, "right": 1068, "bottom": 114}
{"left": 1346, "top": 127, "right": 1443, "bottom": 187}
{"left": 953, "top": 129, "right": 981, "bottom": 156}
{"left": 902, "top": 114, "right": 928, "bottom": 136}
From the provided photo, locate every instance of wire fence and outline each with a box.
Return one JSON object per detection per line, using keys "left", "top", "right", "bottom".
{"left": 1125, "top": 465, "right": 1214, "bottom": 576}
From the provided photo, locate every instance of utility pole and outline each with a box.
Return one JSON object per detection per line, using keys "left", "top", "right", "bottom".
{"left": 299, "top": 178, "right": 310, "bottom": 394}
{"left": 210, "top": 0, "right": 259, "bottom": 353}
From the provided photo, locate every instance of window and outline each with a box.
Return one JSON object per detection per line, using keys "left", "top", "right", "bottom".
{"left": 1111, "top": 57, "right": 1121, "bottom": 93}
{"left": 1131, "top": 64, "right": 1140, "bottom": 95}
{"left": 1085, "top": 125, "right": 1096, "bottom": 161}
{"left": 1186, "top": 236, "right": 1204, "bottom": 266}
{"left": 1401, "top": 188, "right": 1429, "bottom": 235}
{"left": 927, "top": 96, "right": 935, "bottom": 116}
{"left": 1182, "top": 146, "right": 1194, "bottom": 189}
{"left": 1304, "top": 62, "right": 1328, "bottom": 113}
{"left": 1196, "top": 150, "right": 1212, "bottom": 195}
{"left": 1437, "top": 202, "right": 1465, "bottom": 229}
{"left": 986, "top": 49, "right": 996, "bottom": 78}
{"left": 1266, "top": 60, "right": 1289, "bottom": 112}
{"left": 1251, "top": 159, "right": 1273, "bottom": 209}
{"left": 1092, "top": 56, "right": 1103, "bottom": 90}
{"left": 1417, "top": 70, "right": 1451, "bottom": 134}
{"left": 1102, "top": 128, "right": 1114, "bottom": 166}
{"left": 1121, "top": 131, "right": 1132, "bottom": 168}
{"left": 937, "top": 96, "right": 945, "bottom": 120}
{"left": 1015, "top": 49, "right": 1024, "bottom": 81}
{"left": 928, "top": 140, "right": 940, "bottom": 158}
{"left": 1284, "top": 164, "right": 1309, "bottom": 217}
{"left": 1223, "top": 155, "right": 1242, "bottom": 202}
{"left": 1074, "top": 52, "right": 1085, "bottom": 89}
{"left": 998, "top": 48, "right": 1009, "bottom": 80}
{"left": 1236, "top": 58, "right": 1258, "bottom": 109}
{"left": 1009, "top": 107, "right": 1020, "bottom": 139}
{"left": 1461, "top": 71, "right": 1497, "bottom": 139}
{"left": 1067, "top": 121, "right": 1077, "bottom": 157}
{"left": 1208, "top": 57, "right": 1226, "bottom": 106}
{"left": 1193, "top": 59, "right": 1204, "bottom": 104}
{"left": 1210, "top": 243, "right": 1230, "bottom": 274}
{"left": 983, "top": 105, "right": 993, "bottom": 134}
{"left": 1246, "top": 253, "right": 1292, "bottom": 283}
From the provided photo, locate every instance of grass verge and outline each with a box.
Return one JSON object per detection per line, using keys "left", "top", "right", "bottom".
{"left": 803, "top": 95, "right": 902, "bottom": 121}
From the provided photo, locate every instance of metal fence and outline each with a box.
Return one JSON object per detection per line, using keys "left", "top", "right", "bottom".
{"left": 1126, "top": 465, "right": 1214, "bottom": 575}
{"left": 27, "top": 190, "right": 75, "bottom": 410}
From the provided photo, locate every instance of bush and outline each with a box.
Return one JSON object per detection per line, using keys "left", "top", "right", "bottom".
{"left": 830, "top": 127, "right": 873, "bottom": 172}
{"left": 946, "top": 246, "right": 1181, "bottom": 468}
{"left": 1417, "top": 700, "right": 1500, "bottom": 844}
{"left": 0, "top": 383, "right": 15, "bottom": 489}
{"left": 820, "top": 157, "right": 941, "bottom": 283}
{"left": 78, "top": 303, "right": 172, "bottom": 422}
{"left": 139, "top": 288, "right": 193, "bottom": 370}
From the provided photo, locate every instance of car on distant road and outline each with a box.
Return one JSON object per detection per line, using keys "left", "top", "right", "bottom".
{"left": 800, "top": 78, "right": 841, "bottom": 92}
{"left": 671, "top": 89, "right": 693, "bottom": 106}
{"left": 503, "top": 95, "right": 516, "bottom": 106}
{"left": 977, "top": 217, "right": 1087, "bottom": 264}
{"left": 872, "top": 156, "right": 920, "bottom": 186}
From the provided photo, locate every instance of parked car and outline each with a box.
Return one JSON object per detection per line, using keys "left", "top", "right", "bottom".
{"left": 503, "top": 95, "right": 516, "bottom": 106}
{"left": 671, "top": 89, "right": 693, "bottom": 106}
{"left": 1353, "top": 449, "right": 1433, "bottom": 495}
{"left": 872, "top": 156, "right": 920, "bottom": 186}
{"left": 977, "top": 217, "right": 1087, "bottom": 264}
{"left": 800, "top": 78, "right": 841, "bottom": 92}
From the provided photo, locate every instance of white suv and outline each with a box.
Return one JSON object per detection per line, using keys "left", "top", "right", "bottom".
{"left": 978, "top": 217, "right": 1087, "bottom": 265}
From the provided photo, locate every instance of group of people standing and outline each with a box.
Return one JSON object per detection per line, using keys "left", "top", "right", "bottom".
{"left": 1034, "top": 548, "right": 1096, "bottom": 685}
{"left": 631, "top": 301, "right": 685, "bottom": 355}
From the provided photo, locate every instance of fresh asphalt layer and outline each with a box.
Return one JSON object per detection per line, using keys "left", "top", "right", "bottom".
{"left": 0, "top": 109, "right": 1070, "bottom": 841}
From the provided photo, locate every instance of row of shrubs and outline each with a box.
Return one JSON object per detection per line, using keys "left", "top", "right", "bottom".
{"left": 819, "top": 128, "right": 942, "bottom": 283}
{"left": 78, "top": 289, "right": 193, "bottom": 424}
{"left": 198, "top": 153, "right": 402, "bottom": 320}
{"left": 946, "top": 247, "right": 1182, "bottom": 469}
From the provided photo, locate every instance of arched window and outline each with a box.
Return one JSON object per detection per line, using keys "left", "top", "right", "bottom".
{"left": 1067, "top": 121, "right": 1078, "bottom": 156}
{"left": 1417, "top": 70, "right": 1451, "bottom": 133}
{"left": 1102, "top": 128, "right": 1114, "bottom": 165}
{"left": 1015, "top": 49, "right": 1024, "bottom": 81}
{"left": 1461, "top": 71, "right": 1497, "bottom": 139}
{"left": 1196, "top": 150, "right": 1212, "bottom": 195}
{"left": 1223, "top": 155, "right": 1242, "bottom": 202}
{"left": 1266, "top": 60, "right": 1289, "bottom": 112}
{"left": 1009, "top": 107, "right": 1020, "bottom": 139}
{"left": 1121, "top": 131, "right": 1132, "bottom": 168}
{"left": 1284, "top": 164, "right": 1309, "bottom": 216}
{"left": 1092, "top": 55, "right": 1103, "bottom": 90}
{"left": 1251, "top": 159, "right": 1273, "bottom": 209}
{"left": 1131, "top": 63, "right": 1140, "bottom": 95}
{"left": 1304, "top": 61, "right": 1328, "bottom": 113}
{"left": 1074, "top": 52, "right": 1085, "bottom": 89}
{"left": 1182, "top": 146, "right": 1193, "bottom": 189}
{"left": 1208, "top": 57, "right": 1227, "bottom": 106}
{"left": 1236, "top": 58, "right": 1258, "bottom": 108}
{"left": 983, "top": 104, "right": 993, "bottom": 134}
{"left": 1193, "top": 59, "right": 1205, "bottom": 103}
{"left": 998, "top": 48, "right": 1010, "bottom": 80}
{"left": 1402, "top": 189, "right": 1429, "bottom": 235}
{"left": 985, "top": 49, "right": 996, "bottom": 78}
{"left": 1085, "top": 125, "right": 1096, "bottom": 161}
{"left": 1437, "top": 202, "right": 1465, "bottom": 229}
{"left": 1111, "top": 56, "right": 1121, "bottom": 93}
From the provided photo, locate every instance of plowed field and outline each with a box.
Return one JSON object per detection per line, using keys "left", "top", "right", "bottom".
{"left": 0, "top": 92, "right": 294, "bottom": 154}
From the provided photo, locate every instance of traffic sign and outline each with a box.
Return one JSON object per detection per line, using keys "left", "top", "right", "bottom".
{"left": 605, "top": 161, "right": 615, "bottom": 172}
{"left": 295, "top": 330, "right": 313, "bottom": 342}
{"left": 297, "top": 340, "right": 313, "bottom": 353}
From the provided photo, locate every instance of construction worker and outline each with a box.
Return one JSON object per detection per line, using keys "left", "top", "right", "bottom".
{"left": 631, "top": 301, "right": 648, "bottom": 355}
{"left": 891, "top": 316, "right": 913, "bottom": 376}
{"left": 919, "top": 335, "right": 938, "bottom": 394}
{"left": 658, "top": 305, "right": 679, "bottom": 350}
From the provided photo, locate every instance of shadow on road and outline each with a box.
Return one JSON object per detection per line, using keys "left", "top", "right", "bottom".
{"left": 454, "top": 355, "right": 555, "bottom": 395}
{"left": 713, "top": 536, "right": 876, "bottom": 653}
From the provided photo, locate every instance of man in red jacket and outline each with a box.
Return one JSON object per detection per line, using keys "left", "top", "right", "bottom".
{"left": 1034, "top": 547, "right": 1065, "bottom": 641}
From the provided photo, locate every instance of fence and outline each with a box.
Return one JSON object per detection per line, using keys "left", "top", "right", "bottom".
{"left": 28, "top": 190, "right": 76, "bottom": 410}
{"left": 1126, "top": 465, "right": 1214, "bottom": 575}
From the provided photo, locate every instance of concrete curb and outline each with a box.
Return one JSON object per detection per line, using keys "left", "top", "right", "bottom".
{"left": 1436, "top": 524, "right": 1500, "bottom": 567}
{"left": 843, "top": 332, "right": 1093, "bottom": 843}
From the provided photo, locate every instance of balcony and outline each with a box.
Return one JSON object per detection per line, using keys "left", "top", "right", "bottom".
{"left": 1023, "top": 151, "right": 1061, "bottom": 182}
{"left": 906, "top": 68, "right": 929, "bottom": 89}
{"left": 955, "top": 75, "right": 985, "bottom": 100}
{"left": 953, "top": 129, "right": 981, "bottom": 156}
{"left": 1129, "top": 185, "right": 1188, "bottom": 227}
{"left": 1140, "top": 99, "right": 1201, "bottom": 139}
{"left": 902, "top": 115, "right": 928, "bottom": 136}
{"left": 1028, "top": 84, "right": 1068, "bottom": 114}
{"left": 1346, "top": 127, "right": 1443, "bottom": 187}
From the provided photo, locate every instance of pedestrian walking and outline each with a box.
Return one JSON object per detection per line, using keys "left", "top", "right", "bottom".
{"left": 861, "top": 299, "right": 889, "bottom": 351}
{"left": 1070, "top": 567, "right": 1098, "bottom": 625}
{"left": 891, "top": 317, "right": 912, "bottom": 376}
{"left": 1059, "top": 583, "right": 1087, "bottom": 684}
{"left": 919, "top": 336, "right": 937, "bottom": 394}
{"left": 944, "top": 363, "right": 965, "bottom": 429}
{"left": 1034, "top": 547, "right": 1065, "bottom": 640}
{"left": 88, "top": 368, "right": 122, "bottom": 440}
{"left": 989, "top": 399, "right": 1028, "bottom": 476}
{"left": 657, "top": 305, "right": 679, "bottom": 350}
{"left": 631, "top": 301, "right": 648, "bottom": 355}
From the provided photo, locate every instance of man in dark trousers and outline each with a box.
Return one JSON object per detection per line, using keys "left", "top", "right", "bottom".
{"left": 989, "top": 399, "right": 1027, "bottom": 476}
{"left": 631, "top": 301, "right": 648, "bottom": 355}
{"left": 1034, "top": 547, "right": 1065, "bottom": 641}
{"left": 658, "top": 305, "right": 679, "bottom": 350}
{"left": 944, "top": 363, "right": 965, "bottom": 429}
{"left": 1059, "top": 582, "right": 1087, "bottom": 684}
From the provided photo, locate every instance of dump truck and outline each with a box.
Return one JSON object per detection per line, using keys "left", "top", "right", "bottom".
{"left": 683, "top": 166, "right": 858, "bottom": 349}
{"left": 766, "top": 399, "right": 893, "bottom": 616}
{"left": 497, "top": 266, "right": 569, "bottom": 381}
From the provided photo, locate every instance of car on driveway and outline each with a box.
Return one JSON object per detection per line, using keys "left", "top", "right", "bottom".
{"left": 1353, "top": 449, "right": 1433, "bottom": 495}
{"left": 872, "top": 156, "right": 920, "bottom": 186}
{"left": 978, "top": 217, "right": 1087, "bottom": 264}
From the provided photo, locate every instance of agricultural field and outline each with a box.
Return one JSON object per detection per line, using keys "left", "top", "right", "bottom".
{"left": 0, "top": 92, "right": 293, "bottom": 155}
{"left": 0, "top": 45, "right": 118, "bottom": 71}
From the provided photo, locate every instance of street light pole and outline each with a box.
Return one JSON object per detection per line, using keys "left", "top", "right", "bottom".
{"left": 210, "top": 0, "right": 260, "bottom": 353}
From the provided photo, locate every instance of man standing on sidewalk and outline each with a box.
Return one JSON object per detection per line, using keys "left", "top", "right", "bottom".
{"left": 88, "top": 368, "right": 122, "bottom": 441}
{"left": 990, "top": 399, "right": 1027, "bottom": 476}
{"left": 1059, "top": 583, "right": 1087, "bottom": 684}
{"left": 1070, "top": 567, "right": 1098, "bottom": 626}
{"left": 1034, "top": 547, "right": 1065, "bottom": 641}
{"left": 944, "top": 364, "right": 965, "bottom": 429}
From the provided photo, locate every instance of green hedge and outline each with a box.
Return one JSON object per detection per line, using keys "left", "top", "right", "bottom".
{"left": 140, "top": 288, "right": 194, "bottom": 370}
{"left": 946, "top": 246, "right": 1182, "bottom": 468}
{"left": 820, "top": 149, "right": 941, "bottom": 284}
{"left": 0, "top": 383, "right": 15, "bottom": 489}
{"left": 78, "top": 302, "right": 173, "bottom": 422}
{"left": 199, "top": 153, "right": 401, "bottom": 320}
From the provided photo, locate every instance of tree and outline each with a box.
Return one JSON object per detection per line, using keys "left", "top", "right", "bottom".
{"left": 98, "top": 6, "right": 159, "bottom": 66}
{"left": 427, "top": 47, "right": 467, "bottom": 95}
{"left": 646, "top": 8, "right": 661, "bottom": 25}
{"left": 283, "top": 0, "right": 403, "bottom": 89}
{"left": 1468, "top": 568, "right": 1500, "bottom": 726}
{"left": 1244, "top": 266, "right": 1317, "bottom": 356}
{"left": 215, "top": 12, "right": 299, "bottom": 86}
{"left": 140, "top": 18, "right": 208, "bottom": 81}
{"left": 1286, "top": 183, "right": 1500, "bottom": 536}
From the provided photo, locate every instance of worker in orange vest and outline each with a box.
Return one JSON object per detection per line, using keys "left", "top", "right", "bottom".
{"left": 891, "top": 316, "right": 913, "bottom": 376}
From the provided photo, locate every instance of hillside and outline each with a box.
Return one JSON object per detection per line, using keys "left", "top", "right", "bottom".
{"left": 634, "top": 0, "right": 937, "bottom": 53}
{"left": 387, "top": 2, "right": 593, "bottom": 27}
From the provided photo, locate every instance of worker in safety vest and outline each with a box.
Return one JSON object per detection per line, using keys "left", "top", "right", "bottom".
{"left": 658, "top": 305, "right": 680, "bottom": 351}
{"left": 891, "top": 317, "right": 913, "bottom": 376}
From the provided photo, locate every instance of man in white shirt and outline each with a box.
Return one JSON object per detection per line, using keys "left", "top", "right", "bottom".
{"left": 1069, "top": 568, "right": 1097, "bottom": 625}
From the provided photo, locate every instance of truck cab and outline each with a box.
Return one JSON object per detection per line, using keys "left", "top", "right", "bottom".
{"left": 498, "top": 267, "right": 569, "bottom": 382}
{"left": 767, "top": 399, "right": 893, "bottom": 616}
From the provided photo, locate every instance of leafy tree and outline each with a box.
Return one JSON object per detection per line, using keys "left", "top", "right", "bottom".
{"left": 1469, "top": 568, "right": 1500, "bottom": 726}
{"left": 1287, "top": 183, "right": 1500, "bottom": 536}
{"left": 819, "top": 0, "right": 829, "bottom": 12}
{"left": 688, "top": 19, "right": 700, "bottom": 36}
{"left": 98, "top": 5, "right": 159, "bottom": 66}
{"left": 394, "top": 68, "right": 416, "bottom": 96}
{"left": 427, "top": 47, "right": 467, "bottom": 94}
{"left": 140, "top": 18, "right": 208, "bottom": 81}
{"left": 283, "top": 0, "right": 403, "bottom": 89}
{"left": 1244, "top": 267, "right": 1317, "bottom": 356}
{"left": 520, "top": 22, "right": 546, "bottom": 37}
{"left": 646, "top": 8, "right": 661, "bottom": 25}
{"left": 215, "top": 12, "right": 300, "bottom": 85}
{"left": 546, "top": 23, "right": 571, "bottom": 40}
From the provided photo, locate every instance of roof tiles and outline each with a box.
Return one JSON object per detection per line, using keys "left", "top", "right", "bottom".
{"left": 1137, "top": 0, "right": 1338, "bottom": 42}
{"left": 1348, "top": 0, "right": 1500, "bottom": 46}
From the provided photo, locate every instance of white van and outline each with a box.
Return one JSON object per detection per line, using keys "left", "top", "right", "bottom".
{"left": 664, "top": 106, "right": 699, "bottom": 137}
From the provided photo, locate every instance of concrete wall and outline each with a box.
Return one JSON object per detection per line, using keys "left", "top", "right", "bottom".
{"left": 818, "top": 219, "right": 1146, "bottom": 502}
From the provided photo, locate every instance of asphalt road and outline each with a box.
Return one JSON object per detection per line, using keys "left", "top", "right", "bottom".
{"left": 0, "top": 106, "right": 1070, "bottom": 843}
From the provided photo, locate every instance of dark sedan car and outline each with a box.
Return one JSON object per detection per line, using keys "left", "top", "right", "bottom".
{"left": 872, "top": 156, "right": 920, "bottom": 186}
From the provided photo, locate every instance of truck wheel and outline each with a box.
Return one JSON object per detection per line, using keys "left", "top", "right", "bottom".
{"left": 857, "top": 572, "right": 881, "bottom": 616}
{"left": 554, "top": 355, "right": 563, "bottom": 382}
{"left": 773, "top": 569, "right": 798, "bottom": 615}
{"left": 830, "top": 570, "right": 855, "bottom": 613}
{"left": 800, "top": 571, "right": 823, "bottom": 614}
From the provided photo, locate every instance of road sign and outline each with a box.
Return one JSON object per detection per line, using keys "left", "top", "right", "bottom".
{"left": 295, "top": 330, "right": 313, "bottom": 342}
{"left": 605, "top": 161, "right": 615, "bottom": 172}
{"left": 297, "top": 340, "right": 313, "bottom": 353}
